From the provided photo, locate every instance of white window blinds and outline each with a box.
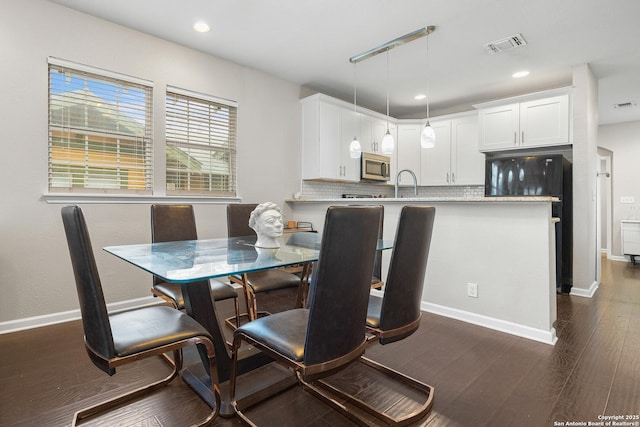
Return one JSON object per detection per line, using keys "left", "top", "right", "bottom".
{"left": 48, "top": 59, "right": 153, "bottom": 194}
{"left": 165, "top": 87, "right": 237, "bottom": 196}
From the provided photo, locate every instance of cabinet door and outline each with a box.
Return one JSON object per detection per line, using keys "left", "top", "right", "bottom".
{"left": 396, "top": 124, "right": 422, "bottom": 185}
{"left": 520, "top": 95, "right": 570, "bottom": 148}
{"left": 358, "top": 115, "right": 374, "bottom": 153}
{"left": 340, "top": 109, "right": 360, "bottom": 181}
{"left": 373, "top": 118, "right": 388, "bottom": 155}
{"left": 301, "top": 100, "right": 341, "bottom": 180}
{"left": 622, "top": 222, "right": 640, "bottom": 255}
{"left": 451, "top": 116, "right": 485, "bottom": 186}
{"left": 478, "top": 103, "right": 519, "bottom": 151}
{"left": 420, "top": 121, "right": 451, "bottom": 186}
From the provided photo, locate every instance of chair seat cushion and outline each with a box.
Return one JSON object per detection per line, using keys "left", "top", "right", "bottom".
{"left": 155, "top": 279, "right": 237, "bottom": 309}
{"left": 235, "top": 308, "right": 308, "bottom": 361}
{"left": 232, "top": 270, "right": 301, "bottom": 293}
{"left": 366, "top": 294, "right": 383, "bottom": 329}
{"left": 110, "top": 306, "right": 211, "bottom": 357}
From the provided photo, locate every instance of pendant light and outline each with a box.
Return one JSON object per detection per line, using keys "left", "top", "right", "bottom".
{"left": 421, "top": 34, "right": 435, "bottom": 149}
{"left": 381, "top": 50, "right": 394, "bottom": 155}
{"left": 349, "top": 62, "right": 362, "bottom": 159}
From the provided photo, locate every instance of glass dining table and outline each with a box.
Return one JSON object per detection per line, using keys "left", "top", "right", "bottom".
{"left": 104, "top": 232, "right": 392, "bottom": 416}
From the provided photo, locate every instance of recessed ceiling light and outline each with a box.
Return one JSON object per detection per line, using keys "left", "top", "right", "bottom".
{"left": 414, "top": 94, "right": 427, "bottom": 100}
{"left": 193, "top": 21, "right": 210, "bottom": 33}
{"left": 512, "top": 70, "right": 530, "bottom": 78}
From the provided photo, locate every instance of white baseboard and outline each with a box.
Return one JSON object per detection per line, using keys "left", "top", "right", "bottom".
{"left": 421, "top": 301, "right": 558, "bottom": 346}
{"left": 609, "top": 254, "right": 629, "bottom": 262}
{"left": 569, "top": 281, "right": 599, "bottom": 298}
{"left": 0, "top": 296, "right": 159, "bottom": 335}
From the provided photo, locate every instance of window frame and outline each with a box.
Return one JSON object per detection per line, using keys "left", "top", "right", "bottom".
{"left": 165, "top": 86, "right": 238, "bottom": 198}
{"left": 47, "top": 57, "right": 153, "bottom": 196}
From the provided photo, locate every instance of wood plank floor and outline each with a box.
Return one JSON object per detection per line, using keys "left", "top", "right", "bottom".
{"left": 1, "top": 256, "right": 639, "bottom": 426}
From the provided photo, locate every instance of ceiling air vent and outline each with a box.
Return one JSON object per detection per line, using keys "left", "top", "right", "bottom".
{"left": 485, "top": 33, "right": 528, "bottom": 53}
{"left": 614, "top": 102, "right": 637, "bottom": 109}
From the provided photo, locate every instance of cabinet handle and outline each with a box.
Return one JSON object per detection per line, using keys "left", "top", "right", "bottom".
{"left": 452, "top": 172, "right": 455, "bottom": 183}
{"left": 521, "top": 131, "right": 524, "bottom": 144}
{"left": 514, "top": 132, "right": 517, "bottom": 145}
{"left": 446, "top": 173, "right": 449, "bottom": 183}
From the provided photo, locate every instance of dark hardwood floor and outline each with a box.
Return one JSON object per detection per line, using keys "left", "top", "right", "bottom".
{"left": 1, "top": 256, "right": 639, "bottom": 427}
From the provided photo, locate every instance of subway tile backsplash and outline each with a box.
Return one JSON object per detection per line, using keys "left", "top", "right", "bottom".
{"left": 301, "top": 181, "right": 484, "bottom": 199}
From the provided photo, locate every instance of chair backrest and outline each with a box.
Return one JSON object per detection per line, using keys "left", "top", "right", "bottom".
{"left": 349, "top": 204, "right": 384, "bottom": 281}
{"left": 226, "top": 204, "right": 258, "bottom": 238}
{"left": 150, "top": 204, "right": 198, "bottom": 287}
{"left": 304, "top": 205, "right": 382, "bottom": 366}
{"left": 61, "top": 205, "right": 116, "bottom": 375}
{"left": 378, "top": 206, "right": 436, "bottom": 344}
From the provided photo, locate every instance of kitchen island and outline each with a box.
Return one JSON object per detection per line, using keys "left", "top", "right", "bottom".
{"left": 286, "top": 197, "right": 559, "bottom": 345}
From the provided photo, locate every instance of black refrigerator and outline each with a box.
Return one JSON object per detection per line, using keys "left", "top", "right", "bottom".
{"left": 485, "top": 154, "right": 573, "bottom": 293}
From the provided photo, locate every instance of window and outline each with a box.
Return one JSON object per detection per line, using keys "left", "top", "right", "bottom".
{"left": 48, "top": 58, "right": 152, "bottom": 194}
{"left": 166, "top": 87, "right": 237, "bottom": 197}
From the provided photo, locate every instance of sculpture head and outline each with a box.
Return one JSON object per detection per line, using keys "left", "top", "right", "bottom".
{"left": 249, "top": 202, "right": 283, "bottom": 248}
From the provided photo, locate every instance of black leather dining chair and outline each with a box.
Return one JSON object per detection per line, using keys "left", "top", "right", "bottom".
{"left": 61, "top": 205, "right": 220, "bottom": 426}
{"left": 150, "top": 204, "right": 240, "bottom": 330}
{"left": 316, "top": 205, "right": 436, "bottom": 426}
{"left": 225, "top": 203, "right": 302, "bottom": 326}
{"left": 228, "top": 205, "right": 383, "bottom": 425}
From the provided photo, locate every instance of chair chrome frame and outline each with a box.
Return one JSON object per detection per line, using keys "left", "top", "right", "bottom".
{"left": 62, "top": 205, "right": 221, "bottom": 427}
{"left": 228, "top": 206, "right": 383, "bottom": 426}
{"left": 313, "top": 206, "right": 437, "bottom": 426}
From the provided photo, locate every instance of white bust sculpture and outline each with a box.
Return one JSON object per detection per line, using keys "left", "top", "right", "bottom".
{"left": 249, "top": 202, "right": 284, "bottom": 248}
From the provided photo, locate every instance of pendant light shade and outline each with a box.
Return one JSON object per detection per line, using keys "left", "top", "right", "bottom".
{"left": 381, "top": 130, "right": 394, "bottom": 154}
{"left": 421, "top": 122, "right": 435, "bottom": 148}
{"left": 349, "top": 136, "right": 362, "bottom": 158}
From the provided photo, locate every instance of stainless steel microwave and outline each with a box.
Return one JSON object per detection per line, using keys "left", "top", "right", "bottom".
{"left": 361, "top": 152, "right": 390, "bottom": 182}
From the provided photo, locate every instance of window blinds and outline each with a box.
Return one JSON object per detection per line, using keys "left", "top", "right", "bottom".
{"left": 165, "top": 87, "right": 237, "bottom": 196}
{"left": 48, "top": 58, "right": 153, "bottom": 194}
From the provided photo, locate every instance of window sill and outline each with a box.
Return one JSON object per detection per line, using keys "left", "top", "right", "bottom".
{"left": 42, "top": 193, "right": 242, "bottom": 205}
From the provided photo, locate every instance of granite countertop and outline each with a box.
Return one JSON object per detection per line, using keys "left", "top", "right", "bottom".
{"left": 285, "top": 196, "right": 559, "bottom": 203}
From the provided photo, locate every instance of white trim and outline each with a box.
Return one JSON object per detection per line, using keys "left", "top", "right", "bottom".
{"left": 48, "top": 56, "right": 153, "bottom": 87}
{"left": 422, "top": 302, "right": 558, "bottom": 345}
{"left": 368, "top": 288, "right": 558, "bottom": 345}
{"left": 42, "top": 193, "right": 241, "bottom": 204}
{"left": 0, "top": 296, "right": 159, "bottom": 335}
{"left": 609, "top": 254, "right": 629, "bottom": 262}
{"left": 167, "top": 85, "right": 238, "bottom": 108}
{"left": 569, "top": 281, "right": 599, "bottom": 298}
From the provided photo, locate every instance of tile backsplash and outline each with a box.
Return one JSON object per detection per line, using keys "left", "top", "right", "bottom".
{"left": 301, "top": 181, "right": 484, "bottom": 199}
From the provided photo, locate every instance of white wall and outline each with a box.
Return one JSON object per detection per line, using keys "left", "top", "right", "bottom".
{"left": 570, "top": 64, "right": 599, "bottom": 296}
{"left": 291, "top": 200, "right": 558, "bottom": 344}
{"left": 0, "top": 0, "right": 302, "bottom": 325}
{"left": 598, "top": 121, "right": 640, "bottom": 258}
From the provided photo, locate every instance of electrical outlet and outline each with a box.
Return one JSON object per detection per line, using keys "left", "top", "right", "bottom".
{"left": 467, "top": 282, "right": 478, "bottom": 298}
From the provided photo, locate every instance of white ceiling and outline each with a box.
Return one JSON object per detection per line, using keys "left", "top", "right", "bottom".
{"left": 50, "top": 0, "right": 640, "bottom": 125}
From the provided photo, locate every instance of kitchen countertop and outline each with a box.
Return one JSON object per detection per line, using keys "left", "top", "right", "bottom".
{"left": 285, "top": 196, "right": 559, "bottom": 203}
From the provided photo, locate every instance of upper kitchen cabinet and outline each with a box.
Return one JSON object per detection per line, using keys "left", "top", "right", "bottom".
{"left": 301, "top": 94, "right": 359, "bottom": 181}
{"left": 475, "top": 90, "right": 571, "bottom": 152}
{"left": 396, "top": 123, "right": 421, "bottom": 185}
{"left": 420, "top": 113, "right": 484, "bottom": 186}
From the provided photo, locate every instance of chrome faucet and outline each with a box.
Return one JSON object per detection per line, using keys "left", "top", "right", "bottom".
{"left": 395, "top": 169, "right": 418, "bottom": 198}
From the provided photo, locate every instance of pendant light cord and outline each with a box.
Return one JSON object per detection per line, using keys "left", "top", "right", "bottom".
{"left": 426, "top": 36, "right": 430, "bottom": 122}
{"left": 386, "top": 49, "right": 390, "bottom": 127}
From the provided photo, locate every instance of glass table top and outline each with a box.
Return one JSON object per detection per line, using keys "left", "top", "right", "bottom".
{"left": 104, "top": 232, "right": 392, "bottom": 283}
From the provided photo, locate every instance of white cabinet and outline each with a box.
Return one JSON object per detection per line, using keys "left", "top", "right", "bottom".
{"left": 396, "top": 124, "right": 422, "bottom": 185}
{"left": 420, "top": 115, "right": 485, "bottom": 186}
{"left": 622, "top": 220, "right": 640, "bottom": 263}
{"left": 477, "top": 93, "right": 570, "bottom": 152}
{"left": 301, "top": 95, "right": 359, "bottom": 181}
